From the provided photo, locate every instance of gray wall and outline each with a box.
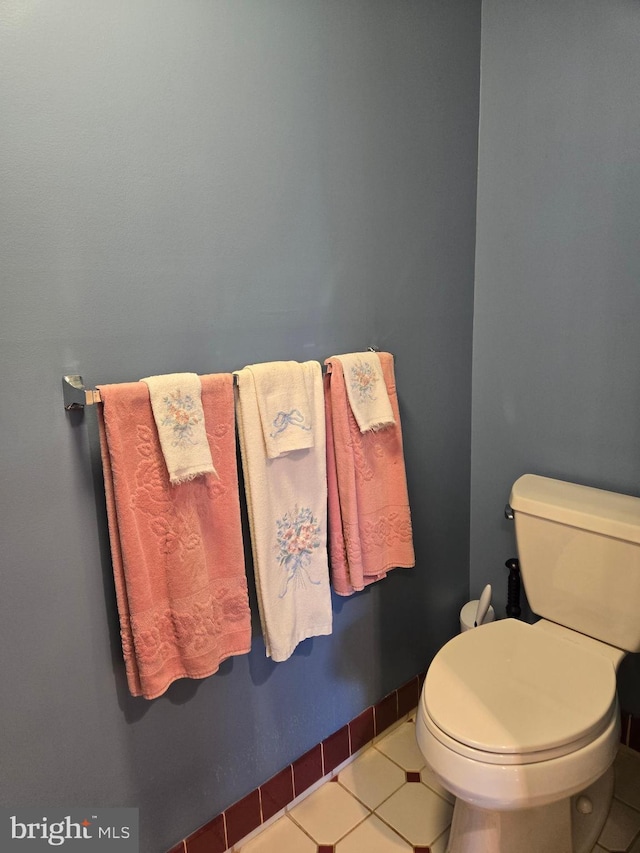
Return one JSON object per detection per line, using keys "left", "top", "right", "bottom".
{"left": 0, "top": 2, "right": 480, "bottom": 851}
{"left": 471, "top": 0, "right": 640, "bottom": 697}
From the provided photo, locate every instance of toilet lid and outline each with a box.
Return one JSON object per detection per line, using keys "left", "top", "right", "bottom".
{"left": 424, "top": 619, "right": 617, "bottom": 755}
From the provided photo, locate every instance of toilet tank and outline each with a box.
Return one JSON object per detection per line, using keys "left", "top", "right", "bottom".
{"left": 509, "top": 474, "right": 640, "bottom": 652}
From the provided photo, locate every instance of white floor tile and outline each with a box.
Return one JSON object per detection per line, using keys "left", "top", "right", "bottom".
{"left": 597, "top": 797, "right": 640, "bottom": 852}
{"left": 375, "top": 781, "right": 453, "bottom": 846}
{"left": 338, "top": 746, "right": 406, "bottom": 809}
{"left": 288, "top": 779, "right": 369, "bottom": 844}
{"left": 336, "top": 814, "right": 413, "bottom": 853}
{"left": 237, "top": 815, "right": 316, "bottom": 853}
{"left": 374, "top": 720, "right": 426, "bottom": 772}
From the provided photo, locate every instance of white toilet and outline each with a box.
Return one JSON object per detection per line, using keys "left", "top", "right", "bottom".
{"left": 416, "top": 474, "right": 640, "bottom": 853}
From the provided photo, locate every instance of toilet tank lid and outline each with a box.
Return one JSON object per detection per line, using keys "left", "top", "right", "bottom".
{"left": 510, "top": 474, "right": 640, "bottom": 545}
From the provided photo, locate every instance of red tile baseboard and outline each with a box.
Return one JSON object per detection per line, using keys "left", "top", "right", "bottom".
{"left": 348, "top": 706, "right": 374, "bottom": 754}
{"left": 322, "top": 725, "right": 350, "bottom": 775}
{"left": 292, "top": 744, "right": 323, "bottom": 798}
{"left": 184, "top": 813, "right": 225, "bottom": 853}
{"left": 622, "top": 712, "right": 640, "bottom": 753}
{"left": 260, "top": 765, "right": 294, "bottom": 823}
{"left": 374, "top": 691, "right": 398, "bottom": 736}
{"left": 225, "top": 790, "right": 261, "bottom": 849}
{"left": 174, "top": 672, "right": 425, "bottom": 853}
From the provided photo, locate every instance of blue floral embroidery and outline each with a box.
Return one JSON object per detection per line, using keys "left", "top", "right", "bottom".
{"left": 161, "top": 390, "right": 202, "bottom": 447}
{"left": 349, "top": 359, "right": 378, "bottom": 403}
{"left": 270, "top": 409, "right": 312, "bottom": 439}
{"left": 275, "top": 506, "right": 322, "bottom": 598}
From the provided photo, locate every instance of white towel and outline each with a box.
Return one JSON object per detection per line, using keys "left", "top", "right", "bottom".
{"left": 248, "top": 361, "right": 314, "bottom": 459}
{"left": 140, "top": 373, "right": 217, "bottom": 485}
{"left": 331, "top": 352, "right": 395, "bottom": 433}
{"left": 235, "top": 361, "right": 332, "bottom": 661}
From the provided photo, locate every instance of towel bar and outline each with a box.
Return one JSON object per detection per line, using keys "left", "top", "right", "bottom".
{"left": 63, "top": 373, "right": 242, "bottom": 410}
{"left": 62, "top": 348, "right": 379, "bottom": 411}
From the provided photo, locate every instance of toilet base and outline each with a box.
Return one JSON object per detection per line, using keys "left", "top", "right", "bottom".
{"left": 445, "top": 766, "right": 614, "bottom": 853}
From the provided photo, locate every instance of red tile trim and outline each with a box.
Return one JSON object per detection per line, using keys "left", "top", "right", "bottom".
{"left": 260, "top": 765, "right": 294, "bottom": 823}
{"left": 225, "top": 789, "right": 261, "bottom": 849}
{"left": 185, "top": 814, "right": 226, "bottom": 853}
{"left": 398, "top": 676, "right": 420, "bottom": 717}
{"left": 176, "top": 673, "right": 422, "bottom": 853}
{"left": 374, "top": 691, "right": 399, "bottom": 736}
{"left": 618, "top": 710, "right": 640, "bottom": 754}
{"left": 323, "top": 725, "right": 350, "bottom": 774}
{"left": 628, "top": 715, "right": 640, "bottom": 752}
{"left": 293, "top": 744, "right": 324, "bottom": 797}
{"left": 621, "top": 712, "right": 631, "bottom": 745}
{"left": 349, "top": 706, "right": 375, "bottom": 753}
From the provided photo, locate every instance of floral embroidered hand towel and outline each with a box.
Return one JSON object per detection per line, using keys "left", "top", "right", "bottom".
{"left": 247, "top": 361, "right": 315, "bottom": 459}
{"left": 97, "top": 374, "right": 251, "bottom": 700}
{"left": 324, "top": 352, "right": 415, "bottom": 596}
{"left": 140, "top": 373, "right": 217, "bottom": 485}
{"left": 235, "top": 361, "right": 332, "bottom": 661}
{"left": 332, "top": 352, "right": 395, "bottom": 433}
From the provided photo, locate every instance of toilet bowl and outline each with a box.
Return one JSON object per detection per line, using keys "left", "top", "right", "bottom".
{"left": 416, "top": 619, "right": 621, "bottom": 853}
{"left": 415, "top": 474, "right": 640, "bottom": 853}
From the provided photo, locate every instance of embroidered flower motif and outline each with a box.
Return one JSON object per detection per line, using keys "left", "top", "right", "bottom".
{"left": 275, "top": 506, "right": 323, "bottom": 598}
{"left": 161, "top": 390, "right": 202, "bottom": 447}
{"left": 349, "top": 359, "right": 378, "bottom": 403}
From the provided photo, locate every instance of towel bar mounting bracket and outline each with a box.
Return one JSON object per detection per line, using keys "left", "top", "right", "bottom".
{"left": 63, "top": 375, "right": 101, "bottom": 411}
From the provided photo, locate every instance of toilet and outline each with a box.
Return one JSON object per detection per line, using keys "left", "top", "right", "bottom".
{"left": 416, "top": 474, "right": 640, "bottom": 853}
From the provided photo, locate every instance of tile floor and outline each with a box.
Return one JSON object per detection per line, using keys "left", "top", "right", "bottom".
{"left": 233, "top": 715, "right": 640, "bottom": 853}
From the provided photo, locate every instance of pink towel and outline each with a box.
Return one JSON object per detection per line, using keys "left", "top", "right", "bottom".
{"left": 97, "top": 374, "right": 251, "bottom": 699}
{"left": 324, "top": 352, "right": 415, "bottom": 595}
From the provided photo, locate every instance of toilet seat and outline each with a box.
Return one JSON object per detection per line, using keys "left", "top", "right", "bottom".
{"left": 423, "top": 619, "right": 617, "bottom": 762}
